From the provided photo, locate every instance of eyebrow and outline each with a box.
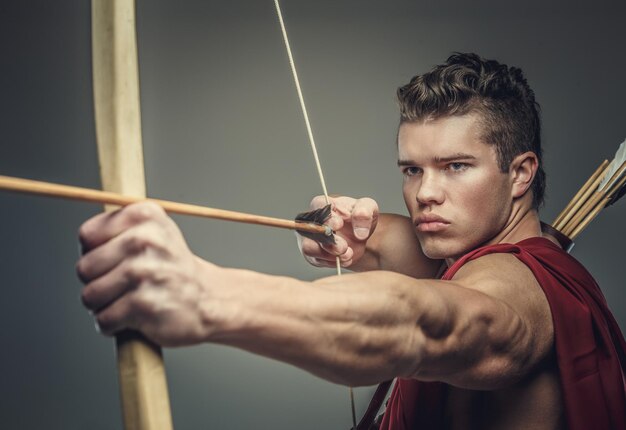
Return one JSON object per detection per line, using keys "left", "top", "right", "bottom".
{"left": 397, "top": 153, "right": 477, "bottom": 166}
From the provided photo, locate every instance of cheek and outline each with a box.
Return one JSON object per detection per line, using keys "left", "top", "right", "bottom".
{"left": 465, "top": 176, "right": 510, "bottom": 224}
{"left": 453, "top": 173, "right": 508, "bottom": 220}
{"left": 402, "top": 182, "right": 415, "bottom": 213}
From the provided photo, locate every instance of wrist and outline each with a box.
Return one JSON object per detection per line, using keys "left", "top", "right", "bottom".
{"left": 192, "top": 256, "right": 240, "bottom": 344}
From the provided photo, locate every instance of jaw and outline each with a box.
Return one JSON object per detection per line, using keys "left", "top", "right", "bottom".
{"left": 415, "top": 220, "right": 507, "bottom": 264}
{"left": 415, "top": 206, "right": 542, "bottom": 267}
{"left": 417, "top": 232, "right": 477, "bottom": 262}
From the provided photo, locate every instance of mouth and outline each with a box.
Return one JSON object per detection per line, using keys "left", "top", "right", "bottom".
{"left": 415, "top": 215, "right": 450, "bottom": 232}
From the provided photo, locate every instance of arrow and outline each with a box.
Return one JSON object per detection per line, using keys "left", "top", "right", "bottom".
{"left": 0, "top": 174, "right": 334, "bottom": 242}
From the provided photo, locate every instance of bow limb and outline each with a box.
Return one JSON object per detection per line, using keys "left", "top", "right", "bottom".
{"left": 92, "top": 1, "right": 173, "bottom": 429}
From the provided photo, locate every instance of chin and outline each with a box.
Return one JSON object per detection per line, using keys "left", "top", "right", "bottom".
{"left": 419, "top": 238, "right": 457, "bottom": 260}
{"left": 418, "top": 234, "right": 479, "bottom": 261}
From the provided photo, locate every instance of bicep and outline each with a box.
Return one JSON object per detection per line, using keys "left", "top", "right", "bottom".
{"left": 454, "top": 254, "right": 554, "bottom": 364}
{"left": 416, "top": 255, "right": 554, "bottom": 389}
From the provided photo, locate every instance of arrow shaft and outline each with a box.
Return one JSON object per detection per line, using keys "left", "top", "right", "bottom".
{"left": 0, "top": 174, "right": 328, "bottom": 235}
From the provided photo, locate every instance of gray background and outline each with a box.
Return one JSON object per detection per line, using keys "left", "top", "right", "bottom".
{"left": 1, "top": 1, "right": 624, "bottom": 429}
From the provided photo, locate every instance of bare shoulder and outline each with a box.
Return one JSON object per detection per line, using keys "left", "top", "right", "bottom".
{"left": 452, "top": 252, "right": 541, "bottom": 299}
{"left": 452, "top": 252, "right": 554, "bottom": 363}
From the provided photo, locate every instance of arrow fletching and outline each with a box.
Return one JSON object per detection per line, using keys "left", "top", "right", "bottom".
{"left": 607, "top": 180, "right": 626, "bottom": 206}
{"left": 295, "top": 204, "right": 336, "bottom": 245}
{"left": 598, "top": 139, "right": 626, "bottom": 192}
{"left": 604, "top": 139, "right": 626, "bottom": 206}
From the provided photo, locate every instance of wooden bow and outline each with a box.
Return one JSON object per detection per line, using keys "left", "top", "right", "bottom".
{"left": 92, "top": 1, "right": 173, "bottom": 428}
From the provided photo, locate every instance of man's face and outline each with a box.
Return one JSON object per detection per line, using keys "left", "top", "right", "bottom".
{"left": 398, "top": 114, "right": 513, "bottom": 262}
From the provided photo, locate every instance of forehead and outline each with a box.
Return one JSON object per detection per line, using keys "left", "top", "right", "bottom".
{"left": 397, "top": 115, "right": 491, "bottom": 161}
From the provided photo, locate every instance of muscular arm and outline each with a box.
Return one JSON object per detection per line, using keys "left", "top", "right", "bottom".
{"left": 199, "top": 253, "right": 553, "bottom": 389}
{"left": 78, "top": 202, "right": 553, "bottom": 390}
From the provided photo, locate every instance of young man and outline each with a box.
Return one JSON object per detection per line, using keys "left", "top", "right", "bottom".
{"left": 77, "top": 53, "right": 625, "bottom": 429}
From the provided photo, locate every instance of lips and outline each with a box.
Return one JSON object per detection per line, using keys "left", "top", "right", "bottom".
{"left": 415, "top": 214, "right": 450, "bottom": 232}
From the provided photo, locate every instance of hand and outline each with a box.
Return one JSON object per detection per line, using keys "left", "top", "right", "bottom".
{"left": 76, "top": 201, "right": 213, "bottom": 347}
{"left": 297, "top": 196, "right": 379, "bottom": 268}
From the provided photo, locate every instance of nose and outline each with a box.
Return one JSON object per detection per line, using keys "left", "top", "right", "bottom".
{"left": 416, "top": 171, "right": 444, "bottom": 206}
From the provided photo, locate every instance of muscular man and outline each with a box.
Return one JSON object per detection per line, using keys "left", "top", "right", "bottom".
{"left": 76, "top": 53, "right": 625, "bottom": 429}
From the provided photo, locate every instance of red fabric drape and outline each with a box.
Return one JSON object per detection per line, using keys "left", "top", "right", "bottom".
{"left": 380, "top": 237, "right": 626, "bottom": 430}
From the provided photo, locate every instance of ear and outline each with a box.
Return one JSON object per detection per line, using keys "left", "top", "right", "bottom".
{"left": 509, "top": 151, "right": 538, "bottom": 199}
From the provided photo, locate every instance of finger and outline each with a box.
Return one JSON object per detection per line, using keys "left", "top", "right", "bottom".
{"left": 309, "top": 195, "right": 333, "bottom": 210}
{"left": 332, "top": 196, "right": 357, "bottom": 218}
{"left": 94, "top": 293, "right": 136, "bottom": 336}
{"left": 89, "top": 256, "right": 163, "bottom": 334}
{"left": 76, "top": 223, "right": 165, "bottom": 284}
{"left": 309, "top": 256, "right": 340, "bottom": 268}
{"left": 325, "top": 212, "right": 345, "bottom": 232}
{"left": 78, "top": 201, "right": 167, "bottom": 253}
{"left": 81, "top": 258, "right": 137, "bottom": 312}
{"left": 299, "top": 229, "right": 350, "bottom": 258}
{"left": 78, "top": 209, "right": 119, "bottom": 253}
{"left": 334, "top": 246, "right": 354, "bottom": 263}
{"left": 339, "top": 257, "right": 354, "bottom": 268}
{"left": 314, "top": 241, "right": 354, "bottom": 263}
{"left": 320, "top": 234, "right": 350, "bottom": 257}
{"left": 299, "top": 236, "right": 333, "bottom": 261}
{"left": 299, "top": 235, "right": 353, "bottom": 265}
{"left": 313, "top": 253, "right": 354, "bottom": 268}
{"left": 351, "top": 198, "right": 379, "bottom": 240}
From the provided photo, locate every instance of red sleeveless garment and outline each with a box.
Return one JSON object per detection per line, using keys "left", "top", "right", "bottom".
{"left": 379, "top": 237, "right": 626, "bottom": 430}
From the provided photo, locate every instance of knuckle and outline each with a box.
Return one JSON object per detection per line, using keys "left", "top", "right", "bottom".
{"left": 361, "top": 197, "right": 378, "bottom": 208}
{"left": 328, "top": 214, "right": 344, "bottom": 230}
{"left": 354, "top": 198, "right": 378, "bottom": 217}
{"left": 309, "top": 195, "right": 328, "bottom": 209}
{"left": 143, "top": 201, "right": 166, "bottom": 217}
{"left": 127, "top": 201, "right": 164, "bottom": 223}
{"left": 308, "top": 257, "right": 325, "bottom": 268}
{"left": 352, "top": 206, "right": 372, "bottom": 220}
{"left": 340, "top": 247, "right": 354, "bottom": 261}
{"left": 301, "top": 239, "right": 321, "bottom": 256}
{"left": 320, "top": 242, "right": 334, "bottom": 253}
{"left": 95, "top": 312, "right": 114, "bottom": 334}
{"left": 335, "top": 196, "right": 355, "bottom": 209}
{"left": 78, "top": 223, "right": 93, "bottom": 250}
{"left": 75, "top": 259, "right": 90, "bottom": 283}
{"left": 129, "top": 294, "right": 156, "bottom": 319}
{"left": 126, "top": 231, "right": 162, "bottom": 255}
{"left": 125, "top": 224, "right": 170, "bottom": 257}
{"left": 80, "top": 286, "right": 96, "bottom": 309}
{"left": 126, "top": 258, "right": 158, "bottom": 283}
{"left": 127, "top": 234, "right": 149, "bottom": 254}
{"left": 321, "top": 243, "right": 345, "bottom": 257}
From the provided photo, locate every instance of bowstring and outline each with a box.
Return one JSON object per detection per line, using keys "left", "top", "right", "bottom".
{"left": 273, "top": 1, "right": 357, "bottom": 428}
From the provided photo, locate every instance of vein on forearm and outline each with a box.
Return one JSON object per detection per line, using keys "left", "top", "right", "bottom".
{"left": 206, "top": 269, "right": 439, "bottom": 386}
{"left": 203, "top": 266, "right": 533, "bottom": 390}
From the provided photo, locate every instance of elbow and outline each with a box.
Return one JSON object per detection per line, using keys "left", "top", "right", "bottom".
{"left": 418, "top": 299, "right": 536, "bottom": 390}
{"left": 456, "top": 305, "right": 536, "bottom": 389}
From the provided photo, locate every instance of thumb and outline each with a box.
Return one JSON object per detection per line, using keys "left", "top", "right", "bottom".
{"left": 351, "top": 198, "right": 378, "bottom": 240}
{"left": 352, "top": 218, "right": 372, "bottom": 240}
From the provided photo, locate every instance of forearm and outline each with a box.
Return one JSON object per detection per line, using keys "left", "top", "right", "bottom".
{"left": 350, "top": 213, "right": 443, "bottom": 278}
{"left": 201, "top": 265, "right": 440, "bottom": 386}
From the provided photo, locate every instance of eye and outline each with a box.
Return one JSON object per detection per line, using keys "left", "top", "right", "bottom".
{"left": 402, "top": 166, "right": 421, "bottom": 177}
{"left": 446, "top": 162, "right": 469, "bottom": 172}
